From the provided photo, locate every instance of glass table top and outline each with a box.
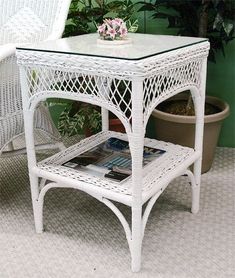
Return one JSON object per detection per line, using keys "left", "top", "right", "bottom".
{"left": 17, "top": 33, "right": 208, "bottom": 61}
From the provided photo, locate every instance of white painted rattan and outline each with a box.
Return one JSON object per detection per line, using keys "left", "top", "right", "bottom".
{"left": 17, "top": 34, "right": 209, "bottom": 272}
{"left": 0, "top": 0, "right": 71, "bottom": 155}
{"left": 36, "top": 131, "right": 198, "bottom": 203}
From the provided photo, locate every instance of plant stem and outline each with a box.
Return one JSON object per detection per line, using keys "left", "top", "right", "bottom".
{"left": 198, "top": 0, "right": 210, "bottom": 37}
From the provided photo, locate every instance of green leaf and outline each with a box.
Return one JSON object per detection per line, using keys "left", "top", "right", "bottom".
{"left": 126, "top": 19, "right": 139, "bottom": 33}
{"left": 138, "top": 3, "right": 157, "bottom": 12}
{"left": 222, "top": 22, "right": 234, "bottom": 37}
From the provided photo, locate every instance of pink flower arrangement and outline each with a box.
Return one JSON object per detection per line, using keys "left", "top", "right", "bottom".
{"left": 98, "top": 18, "right": 128, "bottom": 41}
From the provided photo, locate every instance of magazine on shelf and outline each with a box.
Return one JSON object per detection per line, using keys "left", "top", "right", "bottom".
{"left": 62, "top": 137, "right": 166, "bottom": 183}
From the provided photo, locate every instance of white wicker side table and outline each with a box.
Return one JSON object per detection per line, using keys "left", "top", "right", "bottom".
{"left": 16, "top": 33, "right": 209, "bottom": 272}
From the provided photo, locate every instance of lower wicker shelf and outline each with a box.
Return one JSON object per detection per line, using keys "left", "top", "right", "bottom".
{"left": 35, "top": 131, "right": 200, "bottom": 205}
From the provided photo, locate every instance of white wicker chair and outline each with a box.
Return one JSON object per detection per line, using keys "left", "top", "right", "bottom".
{"left": 0, "top": 0, "right": 72, "bottom": 156}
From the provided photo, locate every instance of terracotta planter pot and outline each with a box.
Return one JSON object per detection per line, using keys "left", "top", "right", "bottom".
{"left": 109, "top": 118, "right": 125, "bottom": 133}
{"left": 152, "top": 95, "right": 230, "bottom": 173}
{"left": 84, "top": 127, "right": 93, "bottom": 138}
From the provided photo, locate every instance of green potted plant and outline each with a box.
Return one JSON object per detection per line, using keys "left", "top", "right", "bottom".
{"left": 58, "top": 101, "right": 102, "bottom": 137}
{"left": 138, "top": 0, "right": 234, "bottom": 172}
{"left": 64, "top": 0, "right": 138, "bottom": 37}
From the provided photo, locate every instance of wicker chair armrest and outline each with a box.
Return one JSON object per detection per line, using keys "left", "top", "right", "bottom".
{"left": 45, "top": 33, "right": 63, "bottom": 42}
{"left": 0, "top": 43, "right": 17, "bottom": 61}
{"left": 44, "top": 1, "right": 71, "bottom": 42}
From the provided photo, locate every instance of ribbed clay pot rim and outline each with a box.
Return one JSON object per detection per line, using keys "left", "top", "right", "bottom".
{"left": 152, "top": 96, "right": 230, "bottom": 124}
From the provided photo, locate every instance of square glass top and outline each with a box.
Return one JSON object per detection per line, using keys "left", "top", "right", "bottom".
{"left": 17, "top": 33, "right": 207, "bottom": 61}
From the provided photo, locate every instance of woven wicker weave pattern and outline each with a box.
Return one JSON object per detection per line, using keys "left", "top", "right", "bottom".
{"left": 0, "top": 0, "right": 72, "bottom": 154}
{"left": 17, "top": 41, "right": 209, "bottom": 131}
{"left": 0, "top": 0, "right": 61, "bottom": 44}
{"left": 37, "top": 131, "right": 195, "bottom": 199}
{"left": 17, "top": 35, "right": 209, "bottom": 272}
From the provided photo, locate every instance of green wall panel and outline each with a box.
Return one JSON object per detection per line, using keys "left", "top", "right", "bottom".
{"left": 206, "top": 41, "right": 235, "bottom": 147}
